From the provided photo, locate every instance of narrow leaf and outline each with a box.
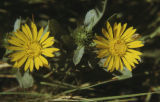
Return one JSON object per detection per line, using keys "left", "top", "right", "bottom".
{"left": 73, "top": 46, "right": 85, "bottom": 65}
{"left": 16, "top": 70, "right": 34, "bottom": 88}
{"left": 41, "top": 22, "right": 49, "bottom": 38}
{"left": 84, "top": 0, "right": 107, "bottom": 31}
{"left": 14, "top": 18, "right": 21, "bottom": 32}
{"left": 21, "top": 71, "right": 34, "bottom": 88}
{"left": 112, "top": 67, "right": 133, "bottom": 80}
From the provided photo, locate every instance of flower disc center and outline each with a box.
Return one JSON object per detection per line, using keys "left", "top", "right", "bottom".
{"left": 109, "top": 39, "right": 127, "bottom": 56}
{"left": 25, "top": 41, "right": 42, "bottom": 57}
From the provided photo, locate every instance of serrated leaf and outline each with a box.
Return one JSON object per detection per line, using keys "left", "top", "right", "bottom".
{"left": 14, "top": 18, "right": 21, "bottom": 32}
{"left": 84, "top": 0, "right": 107, "bottom": 31}
{"left": 16, "top": 70, "right": 34, "bottom": 88}
{"left": 73, "top": 46, "right": 85, "bottom": 65}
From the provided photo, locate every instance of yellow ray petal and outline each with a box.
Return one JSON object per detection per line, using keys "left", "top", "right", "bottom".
{"left": 107, "top": 56, "right": 114, "bottom": 71}
{"left": 115, "top": 56, "right": 120, "bottom": 70}
{"left": 119, "top": 58, "right": 123, "bottom": 71}
{"left": 97, "top": 49, "right": 108, "bottom": 58}
{"left": 22, "top": 25, "right": 31, "bottom": 39}
{"left": 8, "top": 39, "right": 23, "bottom": 47}
{"left": 25, "top": 24, "right": 32, "bottom": 39}
{"left": 106, "top": 22, "right": 113, "bottom": 39}
{"left": 129, "top": 53, "right": 139, "bottom": 64}
{"left": 110, "top": 68, "right": 114, "bottom": 72}
{"left": 24, "top": 57, "right": 32, "bottom": 71}
{"left": 42, "top": 48, "right": 59, "bottom": 53}
{"left": 42, "top": 50, "right": 55, "bottom": 57}
{"left": 127, "top": 41, "right": 144, "bottom": 48}
{"left": 13, "top": 61, "right": 18, "bottom": 68}
{"left": 113, "top": 22, "right": 117, "bottom": 31}
{"left": 7, "top": 46, "right": 24, "bottom": 50}
{"left": 122, "top": 57, "right": 132, "bottom": 71}
{"left": 17, "top": 56, "right": 28, "bottom": 68}
{"left": 43, "top": 64, "right": 50, "bottom": 69}
{"left": 102, "top": 28, "right": 110, "bottom": 39}
{"left": 34, "top": 57, "right": 40, "bottom": 70}
{"left": 39, "top": 55, "right": 48, "bottom": 65}
{"left": 14, "top": 31, "right": 28, "bottom": 41}
{"left": 42, "top": 42, "right": 54, "bottom": 48}
{"left": 37, "top": 56, "right": 43, "bottom": 67}
{"left": 128, "top": 49, "right": 142, "bottom": 55}
{"left": 10, "top": 51, "right": 25, "bottom": 61}
{"left": 40, "top": 32, "right": 50, "bottom": 43}
{"left": 31, "top": 22, "right": 37, "bottom": 40}
{"left": 121, "top": 27, "right": 133, "bottom": 39}
{"left": 29, "top": 58, "right": 34, "bottom": 72}
{"left": 115, "top": 23, "right": 121, "bottom": 38}
{"left": 37, "top": 27, "right": 44, "bottom": 41}
{"left": 42, "top": 37, "right": 54, "bottom": 45}
{"left": 120, "top": 23, "right": 127, "bottom": 36}
{"left": 113, "top": 22, "right": 117, "bottom": 36}
{"left": 95, "top": 36, "right": 108, "bottom": 44}
{"left": 93, "top": 40, "right": 108, "bottom": 48}
{"left": 9, "top": 36, "right": 24, "bottom": 44}
{"left": 124, "top": 29, "right": 136, "bottom": 41}
{"left": 104, "top": 56, "right": 111, "bottom": 67}
{"left": 124, "top": 52, "right": 135, "bottom": 67}
{"left": 133, "top": 59, "right": 139, "bottom": 64}
{"left": 130, "top": 51, "right": 141, "bottom": 61}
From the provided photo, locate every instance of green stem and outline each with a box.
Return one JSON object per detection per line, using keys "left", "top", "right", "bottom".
{"left": 54, "top": 79, "right": 115, "bottom": 97}
{"left": 83, "top": 91, "right": 160, "bottom": 101}
{"left": 0, "top": 92, "right": 51, "bottom": 98}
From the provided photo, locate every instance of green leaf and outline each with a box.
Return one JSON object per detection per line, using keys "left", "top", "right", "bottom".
{"left": 41, "top": 22, "right": 49, "bottom": 38}
{"left": 73, "top": 46, "right": 85, "bottom": 65}
{"left": 98, "top": 58, "right": 106, "bottom": 67}
{"left": 112, "top": 67, "right": 132, "bottom": 80}
{"left": 84, "top": 0, "right": 107, "bottom": 31}
{"left": 16, "top": 70, "right": 34, "bottom": 88}
{"left": 14, "top": 18, "right": 21, "bottom": 32}
{"left": 150, "top": 26, "right": 160, "bottom": 38}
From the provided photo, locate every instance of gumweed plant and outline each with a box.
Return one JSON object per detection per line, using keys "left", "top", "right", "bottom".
{"left": 94, "top": 22, "right": 144, "bottom": 72}
{"left": 7, "top": 21, "right": 59, "bottom": 72}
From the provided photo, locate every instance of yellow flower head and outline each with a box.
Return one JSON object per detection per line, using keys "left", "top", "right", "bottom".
{"left": 93, "top": 22, "right": 144, "bottom": 72}
{"left": 7, "top": 22, "right": 59, "bottom": 72}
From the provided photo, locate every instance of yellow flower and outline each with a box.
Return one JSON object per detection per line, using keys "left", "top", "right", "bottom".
{"left": 93, "top": 22, "right": 144, "bottom": 72}
{"left": 7, "top": 22, "right": 59, "bottom": 72}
